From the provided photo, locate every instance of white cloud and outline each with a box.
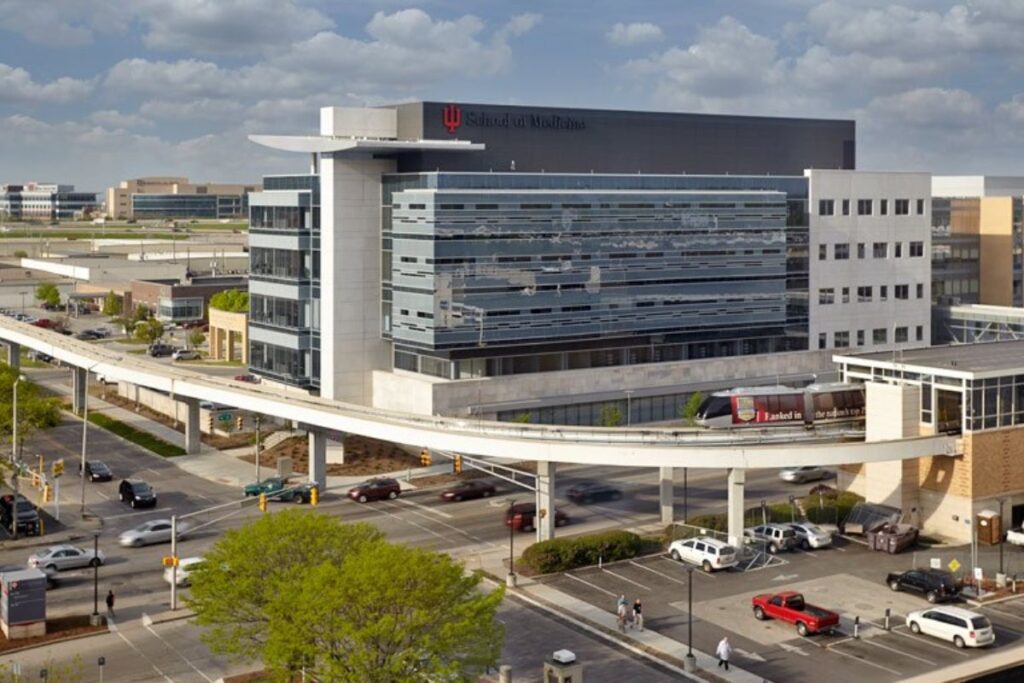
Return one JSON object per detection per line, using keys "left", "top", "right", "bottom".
{"left": 607, "top": 22, "right": 664, "bottom": 46}
{"left": 0, "top": 0, "right": 127, "bottom": 47}
{"left": 88, "top": 109, "right": 153, "bottom": 129}
{"left": 0, "top": 64, "right": 93, "bottom": 104}
{"left": 862, "top": 87, "right": 985, "bottom": 129}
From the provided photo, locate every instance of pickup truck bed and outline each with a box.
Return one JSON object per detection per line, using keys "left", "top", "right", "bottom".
{"left": 1006, "top": 527, "right": 1024, "bottom": 546}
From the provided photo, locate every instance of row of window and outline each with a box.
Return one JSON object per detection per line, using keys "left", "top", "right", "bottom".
{"left": 818, "top": 241, "right": 925, "bottom": 261}
{"left": 818, "top": 283, "right": 925, "bottom": 304}
{"left": 818, "top": 198, "right": 925, "bottom": 217}
{"left": 819, "top": 326, "right": 924, "bottom": 349}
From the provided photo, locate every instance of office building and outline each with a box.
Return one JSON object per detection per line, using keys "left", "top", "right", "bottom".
{"left": 0, "top": 183, "right": 96, "bottom": 220}
{"left": 105, "top": 176, "right": 260, "bottom": 220}
{"left": 131, "top": 275, "right": 248, "bottom": 324}
{"left": 248, "top": 102, "right": 929, "bottom": 420}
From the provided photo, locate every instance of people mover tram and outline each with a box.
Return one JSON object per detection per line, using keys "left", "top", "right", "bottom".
{"left": 695, "top": 383, "right": 866, "bottom": 429}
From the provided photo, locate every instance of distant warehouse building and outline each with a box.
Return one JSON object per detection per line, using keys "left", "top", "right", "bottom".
{"left": 105, "top": 177, "right": 260, "bottom": 220}
{"left": 0, "top": 182, "right": 96, "bottom": 220}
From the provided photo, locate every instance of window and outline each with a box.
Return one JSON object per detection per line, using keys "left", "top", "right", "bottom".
{"left": 841, "top": 199, "right": 850, "bottom": 216}
{"left": 895, "top": 284, "right": 909, "bottom": 299}
{"left": 873, "top": 242, "right": 888, "bottom": 258}
{"left": 841, "top": 286, "right": 850, "bottom": 303}
{"left": 916, "top": 283, "right": 924, "bottom": 298}
{"left": 818, "top": 199, "right": 835, "bottom": 216}
{"left": 818, "top": 288, "right": 835, "bottom": 304}
{"left": 857, "top": 286, "right": 873, "bottom": 302}
{"left": 895, "top": 326, "right": 909, "bottom": 343}
{"left": 857, "top": 243, "right": 866, "bottom": 259}
{"left": 895, "top": 199, "right": 910, "bottom": 215}
{"left": 916, "top": 325, "right": 924, "bottom": 341}
{"left": 857, "top": 199, "right": 873, "bottom": 215}
{"left": 880, "top": 285, "right": 888, "bottom": 301}
{"left": 818, "top": 333, "right": 827, "bottom": 349}
{"left": 834, "top": 331, "right": 850, "bottom": 347}
{"left": 834, "top": 243, "right": 849, "bottom": 260}
{"left": 910, "top": 241, "right": 924, "bottom": 257}
{"left": 916, "top": 199, "right": 925, "bottom": 215}
{"left": 818, "top": 244, "right": 827, "bottom": 260}
{"left": 880, "top": 199, "right": 889, "bottom": 215}
{"left": 895, "top": 242, "right": 903, "bottom": 258}
{"left": 857, "top": 330, "right": 865, "bottom": 346}
{"left": 873, "top": 328, "right": 888, "bottom": 344}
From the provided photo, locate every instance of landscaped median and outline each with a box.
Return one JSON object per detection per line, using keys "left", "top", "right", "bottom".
{"left": 520, "top": 530, "right": 662, "bottom": 574}
{"left": 87, "top": 412, "right": 186, "bottom": 457}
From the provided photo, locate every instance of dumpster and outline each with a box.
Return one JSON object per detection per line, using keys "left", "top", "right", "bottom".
{"left": 867, "top": 523, "right": 919, "bottom": 554}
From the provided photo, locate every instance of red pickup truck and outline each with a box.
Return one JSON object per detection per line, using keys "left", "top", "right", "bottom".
{"left": 752, "top": 592, "right": 840, "bottom": 636}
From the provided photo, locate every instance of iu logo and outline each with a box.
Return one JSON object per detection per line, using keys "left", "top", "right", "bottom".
{"left": 442, "top": 103, "right": 462, "bottom": 134}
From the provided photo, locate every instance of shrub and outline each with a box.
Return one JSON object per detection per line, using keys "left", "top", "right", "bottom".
{"left": 521, "top": 530, "right": 644, "bottom": 574}
{"left": 87, "top": 412, "right": 185, "bottom": 457}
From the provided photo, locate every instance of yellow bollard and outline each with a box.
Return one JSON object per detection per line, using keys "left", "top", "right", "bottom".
{"left": 38, "top": 517, "right": 44, "bottom": 536}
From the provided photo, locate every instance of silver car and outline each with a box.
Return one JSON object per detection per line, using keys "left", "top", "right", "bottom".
{"left": 119, "top": 519, "right": 189, "bottom": 547}
{"left": 28, "top": 544, "right": 105, "bottom": 571}
{"left": 787, "top": 522, "right": 833, "bottom": 549}
{"left": 779, "top": 466, "right": 829, "bottom": 484}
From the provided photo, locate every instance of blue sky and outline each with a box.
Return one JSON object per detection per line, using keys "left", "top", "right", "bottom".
{"left": 2, "top": 0, "right": 1023, "bottom": 191}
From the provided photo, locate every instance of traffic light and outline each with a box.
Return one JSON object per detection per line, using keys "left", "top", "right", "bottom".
{"left": 258, "top": 492, "right": 267, "bottom": 512}
{"left": 310, "top": 486, "right": 319, "bottom": 506}
{"left": 236, "top": 416, "right": 244, "bottom": 430}
{"left": 31, "top": 472, "right": 40, "bottom": 487}
{"left": 43, "top": 484, "right": 52, "bottom": 502}
{"left": 420, "top": 449, "right": 431, "bottom": 466}
{"left": 52, "top": 459, "right": 64, "bottom": 478}
{"left": 162, "top": 555, "right": 179, "bottom": 567}
{"left": 204, "top": 414, "right": 214, "bottom": 431}
{"left": 453, "top": 454, "right": 463, "bottom": 474}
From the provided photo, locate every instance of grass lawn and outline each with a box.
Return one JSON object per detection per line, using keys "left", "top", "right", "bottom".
{"left": 87, "top": 412, "right": 186, "bottom": 457}
{"left": 0, "top": 230, "right": 185, "bottom": 240}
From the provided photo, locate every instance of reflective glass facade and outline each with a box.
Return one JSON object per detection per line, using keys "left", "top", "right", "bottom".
{"left": 132, "top": 193, "right": 248, "bottom": 219}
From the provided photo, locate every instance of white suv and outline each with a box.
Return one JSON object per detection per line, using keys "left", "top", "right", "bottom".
{"left": 907, "top": 606, "right": 995, "bottom": 648}
{"left": 668, "top": 536, "right": 738, "bottom": 572}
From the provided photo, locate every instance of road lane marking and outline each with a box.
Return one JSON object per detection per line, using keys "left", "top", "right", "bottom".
{"left": 983, "top": 604, "right": 1024, "bottom": 623}
{"left": 889, "top": 627, "right": 971, "bottom": 656}
{"left": 95, "top": 491, "right": 109, "bottom": 500}
{"left": 794, "top": 548, "right": 821, "bottom": 558}
{"left": 145, "top": 623, "right": 214, "bottom": 682}
{"left": 378, "top": 500, "right": 498, "bottom": 549}
{"left": 859, "top": 636, "right": 935, "bottom": 664}
{"left": 628, "top": 560, "right": 690, "bottom": 586}
{"left": 393, "top": 497, "right": 454, "bottom": 519}
{"left": 111, "top": 623, "right": 175, "bottom": 682}
{"left": 825, "top": 644, "right": 903, "bottom": 675}
{"left": 777, "top": 642, "right": 809, "bottom": 656}
{"left": 734, "top": 648, "right": 766, "bottom": 662}
{"left": 601, "top": 569, "right": 650, "bottom": 592}
{"left": 563, "top": 572, "right": 618, "bottom": 598}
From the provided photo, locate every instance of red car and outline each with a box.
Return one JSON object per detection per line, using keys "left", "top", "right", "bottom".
{"left": 440, "top": 480, "right": 496, "bottom": 502}
{"left": 752, "top": 592, "right": 840, "bottom": 636}
{"left": 234, "top": 374, "right": 261, "bottom": 384}
{"left": 32, "top": 319, "right": 54, "bottom": 329}
{"left": 347, "top": 478, "right": 401, "bottom": 503}
{"left": 505, "top": 502, "right": 568, "bottom": 532}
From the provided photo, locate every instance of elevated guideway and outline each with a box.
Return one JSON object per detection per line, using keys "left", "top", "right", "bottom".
{"left": 0, "top": 318, "right": 958, "bottom": 545}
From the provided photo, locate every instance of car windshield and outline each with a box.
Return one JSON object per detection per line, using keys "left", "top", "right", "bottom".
{"left": 92, "top": 462, "right": 110, "bottom": 472}
{"left": 16, "top": 501, "right": 35, "bottom": 513}
{"left": 721, "top": 545, "right": 737, "bottom": 554}
{"left": 971, "top": 616, "right": 991, "bottom": 629}
{"left": 132, "top": 483, "right": 152, "bottom": 494}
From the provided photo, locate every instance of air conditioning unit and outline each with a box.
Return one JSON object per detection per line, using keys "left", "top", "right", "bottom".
{"left": 552, "top": 650, "right": 576, "bottom": 664}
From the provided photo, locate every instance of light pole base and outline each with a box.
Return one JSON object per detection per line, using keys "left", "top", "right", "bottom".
{"left": 506, "top": 572, "right": 518, "bottom": 588}
{"left": 90, "top": 613, "right": 103, "bottom": 627}
{"left": 683, "top": 654, "right": 697, "bottom": 673}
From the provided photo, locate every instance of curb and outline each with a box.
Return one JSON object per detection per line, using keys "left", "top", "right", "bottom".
{"left": 0, "top": 625, "right": 110, "bottom": 655}
{"left": 142, "top": 609, "right": 195, "bottom": 626}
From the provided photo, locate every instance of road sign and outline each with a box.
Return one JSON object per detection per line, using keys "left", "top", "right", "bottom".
{"left": 217, "top": 413, "right": 233, "bottom": 422}
{"left": 974, "top": 567, "right": 984, "bottom": 581}
{"left": 930, "top": 557, "right": 941, "bottom": 570}
{"left": 51, "top": 459, "right": 64, "bottom": 478}
{"left": 948, "top": 558, "right": 961, "bottom": 573}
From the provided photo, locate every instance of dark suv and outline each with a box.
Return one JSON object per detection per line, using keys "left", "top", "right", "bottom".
{"left": 566, "top": 482, "right": 623, "bottom": 504}
{"left": 347, "top": 478, "right": 401, "bottom": 503}
{"left": 118, "top": 479, "right": 157, "bottom": 508}
{"left": 147, "top": 342, "right": 175, "bottom": 357}
{"left": 80, "top": 460, "right": 113, "bottom": 482}
{"left": 505, "top": 502, "right": 569, "bottom": 532}
{"left": 886, "top": 568, "right": 960, "bottom": 603}
{"left": 0, "top": 494, "right": 40, "bottom": 535}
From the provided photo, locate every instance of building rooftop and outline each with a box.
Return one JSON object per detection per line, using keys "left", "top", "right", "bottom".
{"left": 835, "top": 340, "right": 1024, "bottom": 378}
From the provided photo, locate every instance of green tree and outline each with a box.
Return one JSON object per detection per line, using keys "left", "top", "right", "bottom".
{"left": 134, "top": 318, "right": 165, "bottom": 345}
{"left": 0, "top": 363, "right": 62, "bottom": 455}
{"left": 599, "top": 403, "right": 623, "bottom": 427}
{"left": 680, "top": 391, "right": 705, "bottom": 426}
{"left": 264, "top": 542, "right": 504, "bottom": 682}
{"left": 187, "top": 510, "right": 384, "bottom": 662}
{"left": 0, "top": 657, "right": 83, "bottom": 682}
{"left": 209, "top": 289, "right": 249, "bottom": 312}
{"left": 512, "top": 412, "right": 531, "bottom": 424}
{"left": 109, "top": 315, "right": 131, "bottom": 335}
{"left": 187, "top": 329, "right": 206, "bottom": 350}
{"left": 34, "top": 282, "right": 60, "bottom": 307}
{"left": 12, "top": 249, "right": 27, "bottom": 258}
{"left": 101, "top": 290, "right": 122, "bottom": 316}
{"left": 131, "top": 303, "right": 151, "bottom": 322}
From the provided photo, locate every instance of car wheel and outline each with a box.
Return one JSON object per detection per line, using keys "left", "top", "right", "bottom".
{"left": 754, "top": 606, "right": 766, "bottom": 620}
{"left": 671, "top": 550, "right": 682, "bottom": 561}
{"left": 294, "top": 495, "right": 305, "bottom": 504}
{"left": 523, "top": 521, "right": 534, "bottom": 532}
{"left": 483, "top": 490, "right": 492, "bottom": 497}
{"left": 555, "top": 517, "right": 567, "bottom": 527}
{"left": 796, "top": 622, "right": 809, "bottom": 637}
{"left": 889, "top": 580, "right": 901, "bottom": 592}
{"left": 388, "top": 491, "right": 398, "bottom": 499}
{"left": 89, "top": 558, "right": 101, "bottom": 567}
{"left": 768, "top": 543, "right": 779, "bottom": 554}
{"left": 358, "top": 495, "right": 368, "bottom": 503}
{"left": 45, "top": 564, "right": 57, "bottom": 572}
{"left": 926, "top": 591, "right": 939, "bottom": 604}
{"left": 954, "top": 635, "right": 966, "bottom": 649}
{"left": 133, "top": 539, "right": 143, "bottom": 548}
{"left": 130, "top": 499, "right": 137, "bottom": 508}
{"left": 611, "top": 491, "right": 622, "bottom": 501}
{"left": 454, "top": 495, "right": 462, "bottom": 502}
{"left": 909, "top": 621, "right": 921, "bottom": 634}
{"left": 702, "top": 560, "right": 713, "bottom": 573}
{"left": 801, "top": 539, "right": 810, "bottom": 551}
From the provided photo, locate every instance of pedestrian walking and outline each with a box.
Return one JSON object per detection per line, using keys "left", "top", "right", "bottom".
{"left": 716, "top": 636, "right": 733, "bottom": 671}
{"left": 616, "top": 600, "right": 629, "bottom": 632}
{"left": 632, "top": 598, "right": 644, "bottom": 631}
{"left": 106, "top": 589, "right": 115, "bottom": 618}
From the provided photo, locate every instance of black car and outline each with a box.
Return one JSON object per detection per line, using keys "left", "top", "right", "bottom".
{"left": 80, "top": 460, "right": 113, "bottom": 482}
{"left": 886, "top": 568, "right": 960, "bottom": 603}
{"left": 0, "top": 494, "right": 41, "bottom": 535}
{"left": 147, "top": 343, "right": 175, "bottom": 357}
{"left": 118, "top": 479, "right": 157, "bottom": 509}
{"left": 440, "top": 480, "right": 497, "bottom": 502}
{"left": 75, "top": 330, "right": 101, "bottom": 341}
{"left": 289, "top": 482, "right": 318, "bottom": 504}
{"left": 566, "top": 482, "right": 623, "bottom": 504}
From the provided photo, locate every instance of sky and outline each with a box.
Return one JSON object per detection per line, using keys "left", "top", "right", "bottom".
{"left": 2, "top": 0, "right": 1024, "bottom": 192}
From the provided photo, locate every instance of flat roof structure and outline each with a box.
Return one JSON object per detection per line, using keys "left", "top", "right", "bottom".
{"left": 835, "top": 340, "right": 1024, "bottom": 379}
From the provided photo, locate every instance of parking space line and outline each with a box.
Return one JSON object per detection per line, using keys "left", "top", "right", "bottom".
{"left": 859, "top": 636, "right": 935, "bottom": 664}
{"left": 794, "top": 548, "right": 821, "bottom": 559}
{"left": 797, "top": 635, "right": 825, "bottom": 648}
{"left": 94, "top": 491, "right": 109, "bottom": 500}
{"left": 563, "top": 572, "right": 617, "bottom": 597}
{"left": 983, "top": 604, "right": 1024, "bottom": 623}
{"left": 825, "top": 644, "right": 904, "bottom": 675}
{"left": 628, "top": 560, "right": 690, "bottom": 586}
{"left": 602, "top": 569, "right": 650, "bottom": 592}
{"left": 889, "top": 627, "right": 971, "bottom": 657}
{"left": 992, "top": 623, "right": 1024, "bottom": 638}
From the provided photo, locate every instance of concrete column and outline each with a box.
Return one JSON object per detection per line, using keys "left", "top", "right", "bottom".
{"left": 659, "top": 466, "right": 674, "bottom": 526}
{"left": 208, "top": 327, "right": 219, "bottom": 360}
{"left": 71, "top": 366, "right": 87, "bottom": 415}
{"left": 226, "top": 330, "right": 236, "bottom": 362}
{"left": 727, "top": 468, "right": 746, "bottom": 548}
{"left": 536, "top": 460, "right": 556, "bottom": 542}
{"left": 308, "top": 430, "right": 327, "bottom": 489}
{"left": 184, "top": 397, "right": 201, "bottom": 455}
{"left": 241, "top": 324, "right": 249, "bottom": 364}
{"left": 5, "top": 342, "right": 19, "bottom": 369}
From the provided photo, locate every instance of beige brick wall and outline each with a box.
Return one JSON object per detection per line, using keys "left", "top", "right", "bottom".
{"left": 965, "top": 427, "right": 1024, "bottom": 498}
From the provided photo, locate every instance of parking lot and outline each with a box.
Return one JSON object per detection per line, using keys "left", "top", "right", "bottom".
{"left": 541, "top": 535, "right": 1024, "bottom": 683}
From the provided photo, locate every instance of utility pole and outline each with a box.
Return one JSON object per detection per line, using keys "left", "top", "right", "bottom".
{"left": 170, "top": 515, "right": 178, "bottom": 610}
{"left": 253, "top": 415, "right": 262, "bottom": 481}
{"left": 80, "top": 369, "right": 89, "bottom": 514}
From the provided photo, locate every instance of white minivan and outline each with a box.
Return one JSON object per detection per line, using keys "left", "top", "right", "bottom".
{"left": 906, "top": 606, "right": 995, "bottom": 648}
{"left": 668, "top": 536, "right": 738, "bottom": 572}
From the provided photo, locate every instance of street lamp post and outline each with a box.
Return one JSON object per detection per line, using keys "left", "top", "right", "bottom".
{"left": 684, "top": 565, "right": 696, "bottom": 672}
{"left": 625, "top": 390, "right": 634, "bottom": 427}
{"left": 11, "top": 375, "right": 20, "bottom": 463}
{"left": 91, "top": 531, "right": 101, "bottom": 625}
{"left": 998, "top": 498, "right": 1006, "bottom": 577}
{"left": 507, "top": 499, "right": 517, "bottom": 587}
{"left": 18, "top": 291, "right": 27, "bottom": 315}
{"left": 80, "top": 369, "right": 90, "bottom": 515}
{"left": 254, "top": 415, "right": 262, "bottom": 481}
{"left": 683, "top": 467, "right": 688, "bottom": 523}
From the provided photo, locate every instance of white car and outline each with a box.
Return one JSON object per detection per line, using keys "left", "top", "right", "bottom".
{"left": 906, "top": 606, "right": 995, "bottom": 648}
{"left": 119, "top": 519, "right": 189, "bottom": 547}
{"left": 778, "top": 466, "right": 829, "bottom": 483}
{"left": 172, "top": 348, "right": 201, "bottom": 361}
{"left": 163, "top": 556, "right": 205, "bottom": 587}
{"left": 28, "top": 544, "right": 105, "bottom": 571}
{"left": 787, "top": 522, "right": 833, "bottom": 549}
{"left": 667, "top": 536, "right": 738, "bottom": 572}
